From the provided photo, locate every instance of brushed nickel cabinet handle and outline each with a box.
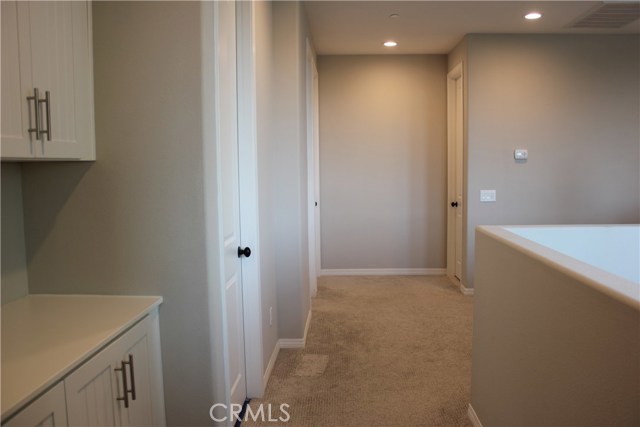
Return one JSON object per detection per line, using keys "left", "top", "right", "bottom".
{"left": 38, "top": 90, "right": 51, "bottom": 141}
{"left": 115, "top": 362, "right": 130, "bottom": 408}
{"left": 26, "top": 88, "right": 42, "bottom": 141}
{"left": 124, "top": 354, "right": 136, "bottom": 401}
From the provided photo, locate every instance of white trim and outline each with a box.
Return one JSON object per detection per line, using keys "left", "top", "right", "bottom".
{"left": 262, "top": 341, "right": 280, "bottom": 390}
{"left": 468, "top": 404, "right": 483, "bottom": 427}
{"left": 460, "top": 283, "right": 475, "bottom": 296}
{"left": 319, "top": 268, "right": 446, "bottom": 277}
{"left": 279, "top": 338, "right": 305, "bottom": 349}
{"left": 303, "top": 308, "right": 312, "bottom": 342}
{"left": 236, "top": 0, "right": 264, "bottom": 399}
{"left": 278, "top": 309, "right": 312, "bottom": 349}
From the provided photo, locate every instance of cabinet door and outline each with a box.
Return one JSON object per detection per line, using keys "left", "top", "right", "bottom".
{"left": 4, "top": 382, "right": 68, "bottom": 427}
{"left": 1, "top": 1, "right": 35, "bottom": 159}
{"left": 64, "top": 339, "right": 121, "bottom": 427}
{"left": 112, "top": 318, "right": 156, "bottom": 427}
{"left": 27, "top": 1, "right": 95, "bottom": 160}
{"left": 65, "top": 312, "right": 165, "bottom": 427}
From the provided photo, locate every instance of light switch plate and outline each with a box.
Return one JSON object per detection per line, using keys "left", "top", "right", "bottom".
{"left": 514, "top": 149, "right": 528, "bottom": 160}
{"left": 480, "top": 190, "right": 496, "bottom": 202}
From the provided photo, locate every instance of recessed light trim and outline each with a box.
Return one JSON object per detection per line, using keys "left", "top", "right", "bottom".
{"left": 384, "top": 41, "right": 398, "bottom": 47}
{"left": 389, "top": 13, "right": 400, "bottom": 19}
{"left": 524, "top": 11, "right": 543, "bottom": 20}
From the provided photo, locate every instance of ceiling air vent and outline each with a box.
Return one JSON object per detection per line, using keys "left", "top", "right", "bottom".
{"left": 569, "top": 1, "right": 640, "bottom": 29}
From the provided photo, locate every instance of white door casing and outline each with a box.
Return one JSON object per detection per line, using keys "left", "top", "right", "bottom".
{"left": 447, "top": 63, "right": 464, "bottom": 284}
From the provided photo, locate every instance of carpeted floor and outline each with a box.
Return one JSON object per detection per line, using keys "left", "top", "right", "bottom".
{"left": 245, "top": 275, "right": 474, "bottom": 427}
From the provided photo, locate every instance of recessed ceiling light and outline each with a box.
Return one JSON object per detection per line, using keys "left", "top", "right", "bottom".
{"left": 389, "top": 13, "right": 400, "bottom": 19}
{"left": 524, "top": 12, "right": 543, "bottom": 20}
{"left": 384, "top": 41, "right": 398, "bottom": 47}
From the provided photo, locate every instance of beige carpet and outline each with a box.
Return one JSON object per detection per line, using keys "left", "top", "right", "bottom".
{"left": 245, "top": 275, "right": 474, "bottom": 427}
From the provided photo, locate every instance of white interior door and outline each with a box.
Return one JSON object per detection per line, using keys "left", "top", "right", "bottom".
{"left": 447, "top": 63, "right": 464, "bottom": 283}
{"left": 306, "top": 40, "right": 320, "bottom": 297}
{"left": 454, "top": 76, "right": 463, "bottom": 280}
{"left": 216, "top": 0, "right": 247, "bottom": 415}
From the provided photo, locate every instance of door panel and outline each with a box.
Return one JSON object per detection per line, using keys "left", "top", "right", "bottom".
{"left": 216, "top": 0, "right": 247, "bottom": 413}
{"left": 65, "top": 349, "right": 119, "bottom": 427}
{"left": 4, "top": 382, "right": 68, "bottom": 427}
{"left": 28, "top": 1, "right": 93, "bottom": 159}
{"left": 1, "top": 1, "right": 34, "bottom": 158}
{"left": 454, "top": 77, "right": 463, "bottom": 280}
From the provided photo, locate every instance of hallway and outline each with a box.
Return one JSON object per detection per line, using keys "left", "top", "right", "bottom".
{"left": 246, "top": 276, "right": 473, "bottom": 427}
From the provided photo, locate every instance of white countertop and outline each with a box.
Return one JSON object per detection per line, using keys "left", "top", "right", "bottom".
{"left": 1, "top": 294, "right": 162, "bottom": 420}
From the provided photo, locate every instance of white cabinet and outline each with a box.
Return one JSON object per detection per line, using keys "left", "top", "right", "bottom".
{"left": 0, "top": 1, "right": 95, "bottom": 161}
{"left": 65, "top": 313, "right": 166, "bottom": 427}
{"left": 3, "top": 383, "right": 67, "bottom": 427}
{"left": 3, "top": 311, "right": 165, "bottom": 427}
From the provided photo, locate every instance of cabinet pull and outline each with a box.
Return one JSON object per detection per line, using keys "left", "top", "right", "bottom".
{"left": 115, "top": 361, "right": 130, "bottom": 408}
{"left": 124, "top": 354, "right": 136, "bottom": 401}
{"left": 38, "top": 91, "right": 51, "bottom": 141}
{"left": 26, "top": 88, "right": 42, "bottom": 141}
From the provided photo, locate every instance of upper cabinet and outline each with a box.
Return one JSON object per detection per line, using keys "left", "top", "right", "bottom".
{"left": 1, "top": 1, "right": 95, "bottom": 161}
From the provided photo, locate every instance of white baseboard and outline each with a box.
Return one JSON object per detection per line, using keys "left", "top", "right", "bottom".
{"left": 262, "top": 341, "right": 280, "bottom": 390}
{"left": 460, "top": 283, "right": 475, "bottom": 295}
{"left": 303, "top": 309, "right": 311, "bottom": 342}
{"left": 468, "top": 404, "right": 483, "bottom": 427}
{"left": 278, "top": 309, "right": 312, "bottom": 349}
{"left": 319, "top": 268, "right": 446, "bottom": 276}
{"left": 279, "top": 338, "right": 305, "bottom": 348}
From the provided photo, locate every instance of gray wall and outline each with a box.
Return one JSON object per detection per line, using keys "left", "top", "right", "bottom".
{"left": 464, "top": 34, "right": 640, "bottom": 288}
{"left": 1, "top": 164, "right": 29, "bottom": 304}
{"left": 272, "top": 1, "right": 311, "bottom": 339}
{"left": 21, "top": 3, "right": 216, "bottom": 425}
{"left": 318, "top": 55, "right": 448, "bottom": 270}
{"left": 255, "top": 0, "right": 280, "bottom": 369}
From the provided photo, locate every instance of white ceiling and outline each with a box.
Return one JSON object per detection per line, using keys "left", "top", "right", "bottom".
{"left": 304, "top": 1, "right": 640, "bottom": 55}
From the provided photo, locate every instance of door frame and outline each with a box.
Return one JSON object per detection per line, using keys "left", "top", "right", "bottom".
{"left": 236, "top": 0, "right": 265, "bottom": 398}
{"left": 446, "top": 62, "right": 465, "bottom": 289}
{"left": 305, "top": 38, "right": 320, "bottom": 298}
{"left": 201, "top": 2, "right": 264, "bottom": 422}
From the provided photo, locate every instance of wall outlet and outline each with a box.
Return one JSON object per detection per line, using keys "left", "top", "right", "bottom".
{"left": 480, "top": 190, "right": 496, "bottom": 202}
{"left": 269, "top": 307, "right": 273, "bottom": 326}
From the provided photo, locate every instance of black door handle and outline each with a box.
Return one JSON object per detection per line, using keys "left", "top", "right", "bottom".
{"left": 451, "top": 201, "right": 459, "bottom": 207}
{"left": 238, "top": 247, "right": 252, "bottom": 258}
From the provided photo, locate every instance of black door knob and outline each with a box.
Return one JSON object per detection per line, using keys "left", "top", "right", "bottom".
{"left": 451, "top": 201, "right": 459, "bottom": 207}
{"left": 238, "top": 247, "right": 252, "bottom": 258}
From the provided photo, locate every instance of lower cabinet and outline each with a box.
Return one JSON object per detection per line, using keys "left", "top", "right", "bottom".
{"left": 65, "top": 311, "right": 165, "bottom": 427}
{"left": 4, "top": 311, "right": 165, "bottom": 427}
{"left": 3, "top": 383, "right": 67, "bottom": 427}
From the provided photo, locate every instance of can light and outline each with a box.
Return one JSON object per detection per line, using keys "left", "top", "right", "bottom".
{"left": 524, "top": 12, "right": 542, "bottom": 20}
{"left": 384, "top": 41, "right": 398, "bottom": 47}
